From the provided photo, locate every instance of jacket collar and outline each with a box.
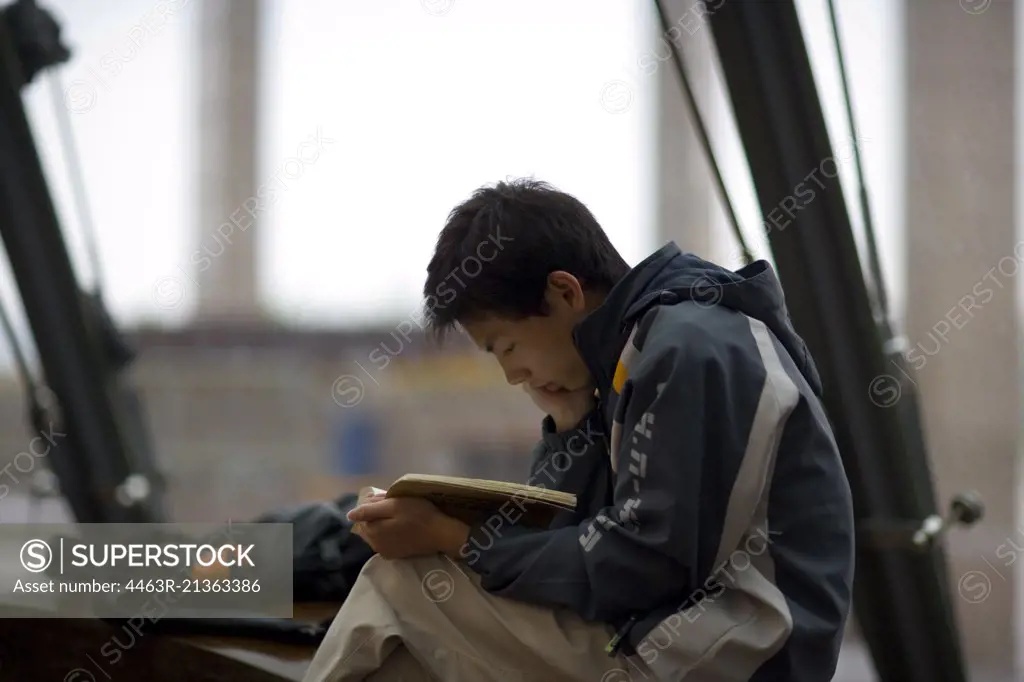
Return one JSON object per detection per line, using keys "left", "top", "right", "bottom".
{"left": 571, "top": 242, "right": 682, "bottom": 392}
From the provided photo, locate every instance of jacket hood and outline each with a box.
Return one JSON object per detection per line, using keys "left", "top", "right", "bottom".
{"left": 573, "top": 242, "right": 822, "bottom": 396}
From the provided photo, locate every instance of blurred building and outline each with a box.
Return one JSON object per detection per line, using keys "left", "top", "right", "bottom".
{"left": 122, "top": 0, "right": 542, "bottom": 522}
{"left": 122, "top": 325, "right": 539, "bottom": 521}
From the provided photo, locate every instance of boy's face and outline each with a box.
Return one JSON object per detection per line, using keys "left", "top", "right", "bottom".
{"left": 461, "top": 273, "right": 596, "bottom": 396}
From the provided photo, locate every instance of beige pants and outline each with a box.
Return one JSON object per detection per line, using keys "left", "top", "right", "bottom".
{"left": 301, "top": 554, "right": 650, "bottom": 682}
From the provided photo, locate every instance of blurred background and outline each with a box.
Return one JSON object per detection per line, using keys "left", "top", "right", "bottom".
{"left": 0, "top": 0, "right": 1016, "bottom": 680}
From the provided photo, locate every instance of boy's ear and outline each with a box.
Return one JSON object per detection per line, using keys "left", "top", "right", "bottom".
{"left": 546, "top": 271, "right": 586, "bottom": 311}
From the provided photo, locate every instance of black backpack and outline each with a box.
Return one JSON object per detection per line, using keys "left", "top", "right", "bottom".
{"left": 254, "top": 492, "right": 375, "bottom": 603}
{"left": 101, "top": 492, "right": 375, "bottom": 645}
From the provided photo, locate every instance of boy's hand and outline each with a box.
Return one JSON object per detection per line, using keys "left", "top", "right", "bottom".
{"left": 523, "top": 385, "right": 596, "bottom": 432}
{"left": 348, "top": 497, "right": 470, "bottom": 560}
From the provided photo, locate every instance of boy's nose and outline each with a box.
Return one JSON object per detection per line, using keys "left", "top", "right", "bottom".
{"left": 503, "top": 366, "right": 530, "bottom": 386}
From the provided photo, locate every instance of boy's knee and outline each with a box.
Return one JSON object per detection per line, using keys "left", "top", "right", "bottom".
{"left": 362, "top": 554, "right": 412, "bottom": 592}
{"left": 363, "top": 554, "right": 455, "bottom": 603}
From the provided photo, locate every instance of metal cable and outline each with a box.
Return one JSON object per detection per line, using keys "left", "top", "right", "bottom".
{"left": 651, "top": 0, "right": 754, "bottom": 266}
{"left": 825, "top": 0, "right": 890, "bottom": 319}
{"left": 47, "top": 69, "right": 105, "bottom": 298}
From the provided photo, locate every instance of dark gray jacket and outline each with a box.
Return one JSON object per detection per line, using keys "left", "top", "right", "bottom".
{"left": 462, "top": 243, "right": 855, "bottom": 681}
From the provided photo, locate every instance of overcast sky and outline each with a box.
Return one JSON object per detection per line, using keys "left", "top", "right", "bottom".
{"left": 0, "top": 0, "right": 903, "bottom": 370}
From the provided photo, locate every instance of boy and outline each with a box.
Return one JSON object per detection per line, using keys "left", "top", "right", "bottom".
{"left": 303, "top": 179, "right": 854, "bottom": 682}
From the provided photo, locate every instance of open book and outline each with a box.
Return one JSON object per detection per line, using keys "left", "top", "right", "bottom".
{"left": 357, "top": 474, "right": 576, "bottom": 528}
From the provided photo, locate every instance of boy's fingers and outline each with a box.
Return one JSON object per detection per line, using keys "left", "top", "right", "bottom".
{"left": 347, "top": 493, "right": 387, "bottom": 522}
{"left": 347, "top": 499, "right": 396, "bottom": 522}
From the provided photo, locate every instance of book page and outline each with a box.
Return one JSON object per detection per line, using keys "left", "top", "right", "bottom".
{"left": 357, "top": 486, "right": 388, "bottom": 506}
{"left": 390, "top": 474, "right": 575, "bottom": 510}
{"left": 351, "top": 476, "right": 576, "bottom": 530}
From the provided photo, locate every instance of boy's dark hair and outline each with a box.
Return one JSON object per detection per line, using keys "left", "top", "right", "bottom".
{"left": 423, "top": 178, "right": 630, "bottom": 340}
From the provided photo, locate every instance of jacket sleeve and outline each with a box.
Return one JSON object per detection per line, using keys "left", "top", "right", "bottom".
{"left": 520, "top": 410, "right": 613, "bottom": 527}
{"left": 460, "top": 319, "right": 757, "bottom": 625}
